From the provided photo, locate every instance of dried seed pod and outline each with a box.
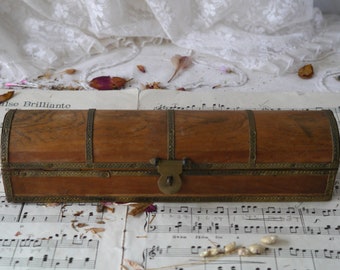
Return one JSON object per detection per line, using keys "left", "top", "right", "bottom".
{"left": 224, "top": 241, "right": 236, "bottom": 254}
{"left": 209, "top": 247, "right": 220, "bottom": 256}
{"left": 298, "top": 64, "right": 314, "bottom": 79}
{"left": 260, "top": 235, "right": 278, "bottom": 245}
{"left": 237, "top": 247, "right": 251, "bottom": 256}
{"left": 247, "top": 244, "right": 265, "bottom": 255}
{"left": 200, "top": 247, "right": 221, "bottom": 257}
{"left": 199, "top": 250, "right": 212, "bottom": 257}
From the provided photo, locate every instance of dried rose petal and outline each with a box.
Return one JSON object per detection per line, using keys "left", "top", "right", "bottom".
{"left": 145, "top": 204, "right": 157, "bottom": 213}
{"left": 64, "top": 68, "right": 77, "bottom": 75}
{"left": 168, "top": 55, "right": 192, "bottom": 83}
{"left": 137, "top": 65, "right": 146, "bottom": 73}
{"left": 0, "top": 91, "right": 14, "bottom": 103}
{"left": 89, "top": 76, "right": 130, "bottom": 90}
{"left": 298, "top": 64, "right": 314, "bottom": 79}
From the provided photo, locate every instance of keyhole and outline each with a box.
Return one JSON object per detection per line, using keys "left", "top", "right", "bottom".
{"left": 166, "top": 176, "right": 174, "bottom": 186}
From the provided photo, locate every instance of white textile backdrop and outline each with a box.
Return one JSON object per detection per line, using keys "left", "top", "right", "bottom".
{"left": 0, "top": 0, "right": 339, "bottom": 83}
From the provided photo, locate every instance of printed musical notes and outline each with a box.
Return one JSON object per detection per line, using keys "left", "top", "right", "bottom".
{"left": 0, "top": 235, "right": 99, "bottom": 269}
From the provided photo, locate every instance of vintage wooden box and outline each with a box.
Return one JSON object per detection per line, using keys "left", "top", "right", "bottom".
{"left": 1, "top": 109, "right": 339, "bottom": 203}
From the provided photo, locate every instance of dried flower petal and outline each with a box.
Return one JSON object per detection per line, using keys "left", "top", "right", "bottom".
{"left": 176, "top": 87, "right": 186, "bottom": 91}
{"left": 145, "top": 204, "right": 157, "bottom": 213}
{"left": 128, "top": 203, "right": 154, "bottom": 216}
{"left": 89, "top": 76, "right": 131, "bottom": 90}
{"left": 64, "top": 68, "right": 77, "bottom": 75}
{"left": 0, "top": 91, "right": 14, "bottom": 103}
{"left": 168, "top": 55, "right": 192, "bottom": 83}
{"left": 124, "top": 259, "right": 144, "bottom": 270}
{"left": 298, "top": 64, "right": 314, "bottom": 79}
{"left": 137, "top": 65, "right": 146, "bottom": 73}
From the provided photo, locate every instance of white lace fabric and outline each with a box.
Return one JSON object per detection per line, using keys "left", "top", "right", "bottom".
{"left": 0, "top": 0, "right": 339, "bottom": 84}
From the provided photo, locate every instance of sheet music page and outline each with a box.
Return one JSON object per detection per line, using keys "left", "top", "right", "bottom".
{"left": 0, "top": 89, "right": 138, "bottom": 269}
{"left": 122, "top": 90, "right": 340, "bottom": 270}
{"left": 0, "top": 88, "right": 339, "bottom": 269}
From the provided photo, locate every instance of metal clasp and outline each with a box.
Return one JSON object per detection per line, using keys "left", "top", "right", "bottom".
{"left": 150, "top": 158, "right": 185, "bottom": 194}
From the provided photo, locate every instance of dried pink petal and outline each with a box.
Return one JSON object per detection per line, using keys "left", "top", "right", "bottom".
{"left": 168, "top": 55, "right": 192, "bottom": 83}
{"left": 89, "top": 76, "right": 131, "bottom": 90}
{"left": 145, "top": 204, "right": 157, "bottom": 213}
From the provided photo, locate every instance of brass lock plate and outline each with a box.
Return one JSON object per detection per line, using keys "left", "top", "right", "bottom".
{"left": 156, "top": 159, "right": 183, "bottom": 194}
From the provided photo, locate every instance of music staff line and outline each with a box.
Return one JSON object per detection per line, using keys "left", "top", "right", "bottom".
{"left": 0, "top": 236, "right": 99, "bottom": 269}
{"left": 0, "top": 237, "right": 99, "bottom": 249}
{"left": 155, "top": 205, "right": 340, "bottom": 217}
{"left": 147, "top": 222, "right": 340, "bottom": 236}
{"left": 144, "top": 245, "right": 340, "bottom": 261}
{"left": 0, "top": 256, "right": 96, "bottom": 269}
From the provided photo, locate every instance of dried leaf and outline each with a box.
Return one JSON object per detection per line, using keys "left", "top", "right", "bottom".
{"left": 124, "top": 259, "right": 144, "bottom": 270}
{"left": 121, "top": 265, "right": 129, "bottom": 270}
{"left": 85, "top": 227, "right": 105, "bottom": 238}
{"left": 168, "top": 55, "right": 192, "bottom": 83}
{"left": 73, "top": 210, "right": 84, "bottom": 217}
{"left": 298, "top": 64, "right": 314, "bottom": 79}
{"left": 71, "top": 222, "right": 79, "bottom": 232}
{"left": 137, "top": 65, "right": 146, "bottom": 73}
{"left": 89, "top": 76, "right": 132, "bottom": 90}
{"left": 37, "top": 70, "right": 53, "bottom": 80}
{"left": 64, "top": 68, "right": 77, "bottom": 75}
{"left": 97, "top": 202, "right": 115, "bottom": 213}
{"left": 176, "top": 87, "right": 186, "bottom": 91}
{"left": 128, "top": 203, "right": 153, "bottom": 216}
{"left": 212, "top": 84, "right": 222, "bottom": 89}
{"left": 143, "top": 82, "right": 163, "bottom": 89}
{"left": 76, "top": 223, "right": 88, "bottom": 228}
{"left": 15, "top": 231, "right": 22, "bottom": 237}
{"left": 0, "top": 91, "right": 14, "bottom": 103}
{"left": 44, "top": 203, "right": 60, "bottom": 207}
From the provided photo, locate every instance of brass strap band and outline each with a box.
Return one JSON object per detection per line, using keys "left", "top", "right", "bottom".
{"left": 327, "top": 109, "right": 340, "bottom": 165}
{"left": 14, "top": 168, "right": 334, "bottom": 178}
{"left": 1, "top": 109, "right": 16, "bottom": 165}
{"left": 86, "top": 109, "right": 96, "bottom": 165}
{"left": 247, "top": 110, "right": 257, "bottom": 165}
{"left": 167, "top": 110, "right": 175, "bottom": 160}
